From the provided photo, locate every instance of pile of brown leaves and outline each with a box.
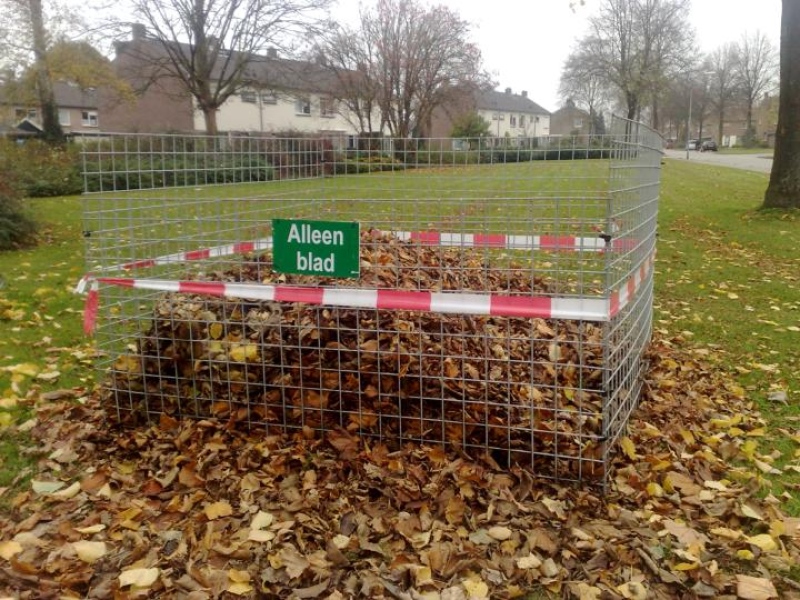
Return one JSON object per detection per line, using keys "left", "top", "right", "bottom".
{"left": 2, "top": 332, "right": 800, "bottom": 599}
{"left": 108, "top": 231, "right": 607, "bottom": 478}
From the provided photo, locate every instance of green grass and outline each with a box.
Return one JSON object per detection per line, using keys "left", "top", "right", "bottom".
{"left": 655, "top": 158, "right": 799, "bottom": 506}
{"left": 1, "top": 159, "right": 798, "bottom": 508}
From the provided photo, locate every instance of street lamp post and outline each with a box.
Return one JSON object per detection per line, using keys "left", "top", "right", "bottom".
{"left": 686, "top": 87, "right": 693, "bottom": 160}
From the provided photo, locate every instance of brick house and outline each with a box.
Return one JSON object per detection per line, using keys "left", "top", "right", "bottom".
{"left": 0, "top": 80, "right": 100, "bottom": 136}
{"left": 100, "top": 25, "right": 364, "bottom": 136}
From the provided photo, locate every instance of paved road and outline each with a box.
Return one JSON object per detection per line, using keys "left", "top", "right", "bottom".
{"left": 662, "top": 149, "right": 773, "bottom": 173}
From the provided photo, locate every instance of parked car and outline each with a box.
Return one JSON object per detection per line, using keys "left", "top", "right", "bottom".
{"left": 700, "top": 140, "right": 718, "bottom": 152}
{"left": 687, "top": 139, "right": 700, "bottom": 151}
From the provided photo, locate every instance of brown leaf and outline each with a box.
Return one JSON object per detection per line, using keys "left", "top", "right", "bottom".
{"left": 736, "top": 575, "right": 778, "bottom": 600}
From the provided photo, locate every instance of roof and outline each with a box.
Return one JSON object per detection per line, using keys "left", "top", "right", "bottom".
{"left": 0, "top": 81, "right": 98, "bottom": 109}
{"left": 52, "top": 81, "right": 98, "bottom": 109}
{"left": 116, "top": 34, "right": 344, "bottom": 96}
{"left": 476, "top": 89, "right": 550, "bottom": 115}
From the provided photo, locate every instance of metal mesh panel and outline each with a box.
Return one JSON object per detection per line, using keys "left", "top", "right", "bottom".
{"left": 81, "top": 117, "right": 662, "bottom": 483}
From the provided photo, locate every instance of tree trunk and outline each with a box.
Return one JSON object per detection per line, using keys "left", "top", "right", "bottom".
{"left": 202, "top": 106, "right": 218, "bottom": 136}
{"left": 763, "top": 0, "right": 800, "bottom": 209}
{"left": 29, "top": 0, "right": 64, "bottom": 144}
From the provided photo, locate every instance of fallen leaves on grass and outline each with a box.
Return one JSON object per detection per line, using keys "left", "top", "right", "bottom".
{"left": 1, "top": 332, "right": 800, "bottom": 599}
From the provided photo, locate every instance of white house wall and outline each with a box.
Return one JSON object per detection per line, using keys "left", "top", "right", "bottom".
{"left": 479, "top": 109, "right": 550, "bottom": 139}
{"left": 194, "top": 93, "right": 359, "bottom": 135}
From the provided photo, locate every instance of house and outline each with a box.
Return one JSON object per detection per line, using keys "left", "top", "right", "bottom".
{"left": 0, "top": 81, "right": 100, "bottom": 136}
{"left": 550, "top": 100, "right": 593, "bottom": 137}
{"left": 100, "top": 25, "right": 362, "bottom": 137}
{"left": 429, "top": 87, "right": 550, "bottom": 143}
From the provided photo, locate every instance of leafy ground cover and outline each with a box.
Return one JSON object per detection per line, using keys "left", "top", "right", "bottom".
{"left": 0, "top": 160, "right": 799, "bottom": 598}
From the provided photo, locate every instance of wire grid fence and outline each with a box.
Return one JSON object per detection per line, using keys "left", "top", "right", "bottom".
{"left": 81, "top": 117, "right": 662, "bottom": 483}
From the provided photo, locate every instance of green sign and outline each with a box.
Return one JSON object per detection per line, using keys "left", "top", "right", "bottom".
{"left": 272, "top": 219, "right": 360, "bottom": 278}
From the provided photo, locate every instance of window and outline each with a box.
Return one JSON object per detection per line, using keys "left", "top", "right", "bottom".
{"left": 295, "top": 97, "right": 311, "bottom": 115}
{"left": 58, "top": 109, "right": 71, "bottom": 126}
{"left": 574, "top": 118, "right": 583, "bottom": 129}
{"left": 240, "top": 90, "right": 257, "bottom": 103}
{"left": 16, "top": 108, "right": 37, "bottom": 121}
{"left": 509, "top": 115, "right": 517, "bottom": 127}
{"left": 260, "top": 91, "right": 277, "bottom": 105}
{"left": 320, "top": 96, "right": 336, "bottom": 118}
{"left": 519, "top": 115, "right": 525, "bottom": 127}
{"left": 81, "top": 110, "right": 98, "bottom": 127}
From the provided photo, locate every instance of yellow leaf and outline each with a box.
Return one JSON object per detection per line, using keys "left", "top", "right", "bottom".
{"left": 204, "top": 501, "right": 234, "bottom": 520}
{"left": 769, "top": 521, "right": 786, "bottom": 538}
{"left": 646, "top": 482, "right": 664, "bottom": 497}
{"left": 710, "top": 527, "right": 742, "bottom": 540}
{"left": 414, "top": 566, "right": 433, "bottom": 587}
{"left": 5, "top": 363, "right": 39, "bottom": 377}
{"left": 672, "top": 562, "right": 699, "bottom": 571}
{"left": 228, "top": 569, "right": 251, "bottom": 583}
{"left": 746, "top": 534, "right": 778, "bottom": 552}
{"left": 620, "top": 436, "right": 637, "bottom": 460}
{"left": 617, "top": 581, "right": 648, "bottom": 600}
{"left": 247, "top": 530, "right": 275, "bottom": 543}
{"left": 208, "top": 322, "right": 223, "bottom": 340}
{"left": 72, "top": 541, "right": 107, "bottom": 563}
{"left": 741, "top": 440, "right": 759, "bottom": 460}
{"left": 0, "top": 540, "right": 23, "bottom": 560}
{"left": 332, "top": 534, "right": 350, "bottom": 549}
{"left": 737, "top": 549, "right": 755, "bottom": 560}
{"left": 119, "top": 567, "right": 160, "bottom": 589}
{"left": 229, "top": 343, "right": 259, "bottom": 362}
{"left": 75, "top": 524, "right": 106, "bottom": 534}
{"left": 250, "top": 511, "right": 274, "bottom": 530}
{"left": 516, "top": 553, "right": 542, "bottom": 570}
{"left": 228, "top": 582, "right": 254, "bottom": 596}
{"left": 574, "top": 582, "right": 603, "bottom": 600}
{"left": 740, "top": 503, "right": 764, "bottom": 520}
{"left": 463, "top": 576, "right": 489, "bottom": 599}
{"left": 487, "top": 526, "right": 512, "bottom": 541}
{"left": 51, "top": 481, "right": 81, "bottom": 500}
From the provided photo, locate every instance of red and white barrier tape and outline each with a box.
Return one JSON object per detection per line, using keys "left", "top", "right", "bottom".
{"left": 79, "top": 253, "right": 654, "bottom": 334}
{"left": 78, "top": 227, "right": 634, "bottom": 280}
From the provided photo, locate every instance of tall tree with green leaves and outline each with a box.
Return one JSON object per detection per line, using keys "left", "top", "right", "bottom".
{"left": 763, "top": 0, "right": 800, "bottom": 209}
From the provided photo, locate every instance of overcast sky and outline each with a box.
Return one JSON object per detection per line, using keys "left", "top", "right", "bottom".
{"left": 333, "top": 0, "right": 782, "bottom": 112}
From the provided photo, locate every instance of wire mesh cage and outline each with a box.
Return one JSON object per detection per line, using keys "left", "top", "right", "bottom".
{"left": 80, "top": 117, "right": 662, "bottom": 483}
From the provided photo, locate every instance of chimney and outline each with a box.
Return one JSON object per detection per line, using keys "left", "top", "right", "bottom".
{"left": 521, "top": 90, "right": 528, "bottom": 98}
{"left": 505, "top": 87, "right": 512, "bottom": 94}
{"left": 267, "top": 47, "right": 278, "bottom": 59}
{"left": 131, "top": 23, "right": 147, "bottom": 40}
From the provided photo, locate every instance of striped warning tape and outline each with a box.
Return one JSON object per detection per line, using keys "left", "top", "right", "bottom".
{"left": 80, "top": 227, "right": 633, "bottom": 278}
{"left": 80, "top": 253, "right": 655, "bottom": 334}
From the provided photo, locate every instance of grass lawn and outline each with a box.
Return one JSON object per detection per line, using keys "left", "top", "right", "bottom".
{"left": 1, "top": 159, "right": 798, "bottom": 504}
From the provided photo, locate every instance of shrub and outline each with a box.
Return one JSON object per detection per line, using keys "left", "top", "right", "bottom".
{"left": 0, "top": 157, "right": 38, "bottom": 250}
{"left": 0, "top": 139, "right": 83, "bottom": 197}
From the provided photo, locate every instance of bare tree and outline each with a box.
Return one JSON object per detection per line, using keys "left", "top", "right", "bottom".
{"left": 706, "top": 43, "right": 740, "bottom": 145}
{"left": 763, "top": 0, "right": 800, "bottom": 209}
{"left": 734, "top": 30, "right": 778, "bottom": 143}
{"left": 122, "top": 0, "right": 331, "bottom": 135}
{"left": 578, "top": 0, "right": 694, "bottom": 124}
{"left": 558, "top": 47, "right": 608, "bottom": 134}
{"left": 319, "top": 0, "right": 490, "bottom": 139}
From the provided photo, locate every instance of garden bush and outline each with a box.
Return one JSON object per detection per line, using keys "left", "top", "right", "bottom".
{"left": 0, "top": 139, "right": 82, "bottom": 198}
{"left": 0, "top": 156, "right": 38, "bottom": 250}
